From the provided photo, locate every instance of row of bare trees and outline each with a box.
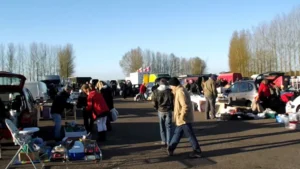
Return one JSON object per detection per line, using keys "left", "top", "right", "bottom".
{"left": 119, "top": 47, "right": 207, "bottom": 76}
{"left": 0, "top": 42, "right": 75, "bottom": 81}
{"left": 228, "top": 7, "right": 300, "bottom": 76}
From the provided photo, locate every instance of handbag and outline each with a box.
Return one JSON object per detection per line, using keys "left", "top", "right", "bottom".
{"left": 110, "top": 108, "right": 119, "bottom": 122}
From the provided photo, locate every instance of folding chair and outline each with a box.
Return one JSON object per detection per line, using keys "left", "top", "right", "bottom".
{"left": 4, "top": 119, "right": 44, "bottom": 169}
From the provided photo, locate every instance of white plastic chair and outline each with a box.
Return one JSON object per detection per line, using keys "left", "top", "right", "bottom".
{"left": 4, "top": 119, "right": 44, "bottom": 169}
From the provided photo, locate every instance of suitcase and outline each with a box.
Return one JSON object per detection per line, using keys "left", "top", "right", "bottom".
{"left": 42, "top": 106, "right": 52, "bottom": 119}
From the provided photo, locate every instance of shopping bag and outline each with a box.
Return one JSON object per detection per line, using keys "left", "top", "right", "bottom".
{"left": 110, "top": 108, "right": 119, "bottom": 122}
{"left": 96, "top": 117, "right": 107, "bottom": 132}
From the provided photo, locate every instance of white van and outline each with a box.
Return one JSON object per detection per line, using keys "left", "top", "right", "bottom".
{"left": 24, "top": 81, "right": 50, "bottom": 103}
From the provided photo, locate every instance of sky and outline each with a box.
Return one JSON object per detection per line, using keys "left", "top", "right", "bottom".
{"left": 0, "top": 0, "right": 299, "bottom": 80}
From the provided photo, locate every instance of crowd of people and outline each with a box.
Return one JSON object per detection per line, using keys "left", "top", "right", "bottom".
{"left": 48, "top": 74, "right": 292, "bottom": 158}
{"left": 50, "top": 81, "right": 114, "bottom": 142}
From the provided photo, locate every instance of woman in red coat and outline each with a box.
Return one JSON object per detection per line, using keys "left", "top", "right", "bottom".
{"left": 86, "top": 84, "right": 110, "bottom": 142}
{"left": 258, "top": 79, "right": 271, "bottom": 109}
{"left": 139, "top": 83, "right": 147, "bottom": 101}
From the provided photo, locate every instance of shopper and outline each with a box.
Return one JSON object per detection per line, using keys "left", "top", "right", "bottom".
{"left": 152, "top": 79, "right": 174, "bottom": 147}
{"left": 51, "top": 85, "right": 73, "bottom": 141}
{"left": 203, "top": 75, "right": 218, "bottom": 120}
{"left": 139, "top": 83, "right": 147, "bottom": 101}
{"left": 96, "top": 81, "right": 114, "bottom": 131}
{"left": 86, "top": 85, "right": 110, "bottom": 142}
{"left": 258, "top": 79, "right": 271, "bottom": 109}
{"left": 167, "top": 77, "right": 202, "bottom": 158}
{"left": 120, "top": 82, "right": 127, "bottom": 99}
{"left": 77, "top": 84, "right": 93, "bottom": 135}
{"left": 110, "top": 81, "right": 117, "bottom": 97}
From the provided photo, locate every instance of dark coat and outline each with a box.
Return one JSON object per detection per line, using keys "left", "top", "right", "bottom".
{"left": 51, "top": 91, "right": 72, "bottom": 115}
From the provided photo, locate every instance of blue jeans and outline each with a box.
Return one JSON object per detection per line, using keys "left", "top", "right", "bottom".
{"left": 52, "top": 113, "right": 62, "bottom": 139}
{"left": 169, "top": 123, "right": 201, "bottom": 152}
{"left": 158, "top": 111, "right": 172, "bottom": 145}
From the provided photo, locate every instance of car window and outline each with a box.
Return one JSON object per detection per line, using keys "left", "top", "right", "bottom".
{"left": 26, "top": 89, "right": 34, "bottom": 102}
{"left": 248, "top": 83, "right": 254, "bottom": 91}
{"left": 23, "top": 89, "right": 33, "bottom": 110}
{"left": 239, "top": 82, "right": 249, "bottom": 92}
{"left": 230, "top": 83, "right": 239, "bottom": 93}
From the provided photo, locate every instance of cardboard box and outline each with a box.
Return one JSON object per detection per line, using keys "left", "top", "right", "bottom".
{"left": 18, "top": 152, "right": 39, "bottom": 162}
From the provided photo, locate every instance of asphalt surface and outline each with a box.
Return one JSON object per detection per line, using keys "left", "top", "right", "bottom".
{"left": 1, "top": 97, "right": 300, "bottom": 169}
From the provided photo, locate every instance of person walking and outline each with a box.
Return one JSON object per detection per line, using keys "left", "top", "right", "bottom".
{"left": 51, "top": 85, "right": 73, "bottom": 141}
{"left": 120, "top": 82, "right": 127, "bottom": 99}
{"left": 167, "top": 77, "right": 202, "bottom": 158}
{"left": 152, "top": 79, "right": 174, "bottom": 147}
{"left": 203, "top": 75, "right": 218, "bottom": 120}
{"left": 77, "top": 84, "right": 93, "bottom": 135}
{"left": 139, "top": 83, "right": 147, "bottom": 101}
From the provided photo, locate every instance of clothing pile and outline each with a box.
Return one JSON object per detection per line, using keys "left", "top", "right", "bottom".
{"left": 64, "top": 122, "right": 86, "bottom": 133}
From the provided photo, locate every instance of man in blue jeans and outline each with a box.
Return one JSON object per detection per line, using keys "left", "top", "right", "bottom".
{"left": 51, "top": 85, "right": 73, "bottom": 141}
{"left": 168, "top": 77, "right": 202, "bottom": 158}
{"left": 152, "top": 79, "right": 174, "bottom": 147}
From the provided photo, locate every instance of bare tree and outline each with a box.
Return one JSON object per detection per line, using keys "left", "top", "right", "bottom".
{"left": 119, "top": 47, "right": 144, "bottom": 75}
{"left": 191, "top": 57, "right": 207, "bottom": 74}
{"left": 17, "top": 44, "right": 26, "bottom": 74}
{"left": 0, "top": 44, "right": 5, "bottom": 71}
{"left": 58, "top": 44, "right": 75, "bottom": 78}
{"left": 6, "top": 43, "right": 15, "bottom": 72}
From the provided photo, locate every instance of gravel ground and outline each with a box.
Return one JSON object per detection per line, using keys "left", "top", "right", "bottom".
{"left": 1, "top": 98, "right": 300, "bottom": 169}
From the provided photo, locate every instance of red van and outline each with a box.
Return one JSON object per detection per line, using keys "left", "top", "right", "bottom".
{"left": 218, "top": 72, "right": 243, "bottom": 83}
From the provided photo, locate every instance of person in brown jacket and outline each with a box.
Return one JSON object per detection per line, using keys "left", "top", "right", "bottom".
{"left": 167, "top": 77, "right": 202, "bottom": 158}
{"left": 203, "top": 75, "right": 218, "bottom": 120}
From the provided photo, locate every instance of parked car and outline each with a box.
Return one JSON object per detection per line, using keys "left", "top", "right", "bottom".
{"left": 224, "top": 80, "right": 257, "bottom": 107}
{"left": 0, "top": 71, "right": 39, "bottom": 142}
{"left": 224, "top": 72, "right": 287, "bottom": 107}
{"left": 25, "top": 81, "right": 50, "bottom": 103}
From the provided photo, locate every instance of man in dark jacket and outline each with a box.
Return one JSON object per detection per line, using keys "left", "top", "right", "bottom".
{"left": 77, "top": 84, "right": 93, "bottom": 135}
{"left": 97, "top": 81, "right": 114, "bottom": 132}
{"left": 152, "top": 79, "right": 174, "bottom": 147}
{"left": 48, "top": 83, "right": 58, "bottom": 100}
{"left": 51, "top": 85, "right": 73, "bottom": 141}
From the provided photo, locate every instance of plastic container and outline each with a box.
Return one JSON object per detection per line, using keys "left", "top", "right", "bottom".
{"left": 68, "top": 141, "right": 85, "bottom": 160}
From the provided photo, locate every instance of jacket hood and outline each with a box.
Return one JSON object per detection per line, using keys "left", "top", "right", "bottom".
{"left": 157, "top": 85, "right": 169, "bottom": 91}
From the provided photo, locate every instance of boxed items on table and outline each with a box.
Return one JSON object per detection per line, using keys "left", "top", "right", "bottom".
{"left": 18, "top": 137, "right": 51, "bottom": 163}
{"left": 50, "top": 145, "right": 68, "bottom": 162}
{"left": 49, "top": 137, "right": 102, "bottom": 162}
{"left": 64, "top": 121, "right": 87, "bottom": 138}
{"left": 82, "top": 139, "right": 101, "bottom": 161}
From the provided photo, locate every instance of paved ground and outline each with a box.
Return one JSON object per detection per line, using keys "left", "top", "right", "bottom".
{"left": 1, "top": 97, "right": 300, "bottom": 169}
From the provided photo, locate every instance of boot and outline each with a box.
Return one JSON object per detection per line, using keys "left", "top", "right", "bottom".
{"left": 97, "top": 131, "right": 106, "bottom": 142}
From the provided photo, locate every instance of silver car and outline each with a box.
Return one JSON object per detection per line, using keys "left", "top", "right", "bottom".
{"left": 224, "top": 80, "right": 258, "bottom": 107}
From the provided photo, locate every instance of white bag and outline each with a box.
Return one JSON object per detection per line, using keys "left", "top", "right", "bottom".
{"left": 96, "top": 117, "right": 107, "bottom": 132}
{"left": 110, "top": 108, "right": 119, "bottom": 122}
{"left": 133, "top": 94, "right": 141, "bottom": 101}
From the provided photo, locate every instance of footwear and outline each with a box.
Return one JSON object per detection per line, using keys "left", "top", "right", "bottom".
{"left": 167, "top": 147, "right": 174, "bottom": 156}
{"left": 189, "top": 150, "right": 202, "bottom": 158}
{"left": 161, "top": 141, "right": 166, "bottom": 145}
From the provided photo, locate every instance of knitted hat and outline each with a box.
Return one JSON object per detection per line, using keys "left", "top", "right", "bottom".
{"left": 168, "top": 77, "right": 180, "bottom": 86}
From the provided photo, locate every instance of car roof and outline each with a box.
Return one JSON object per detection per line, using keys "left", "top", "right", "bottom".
{"left": 235, "top": 80, "right": 255, "bottom": 83}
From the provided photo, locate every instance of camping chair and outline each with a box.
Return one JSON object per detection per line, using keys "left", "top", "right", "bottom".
{"left": 4, "top": 119, "right": 44, "bottom": 169}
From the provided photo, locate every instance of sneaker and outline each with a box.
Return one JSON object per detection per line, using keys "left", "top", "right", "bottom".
{"left": 189, "top": 150, "right": 202, "bottom": 158}
{"left": 161, "top": 141, "right": 166, "bottom": 145}
{"left": 167, "top": 147, "right": 174, "bottom": 156}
